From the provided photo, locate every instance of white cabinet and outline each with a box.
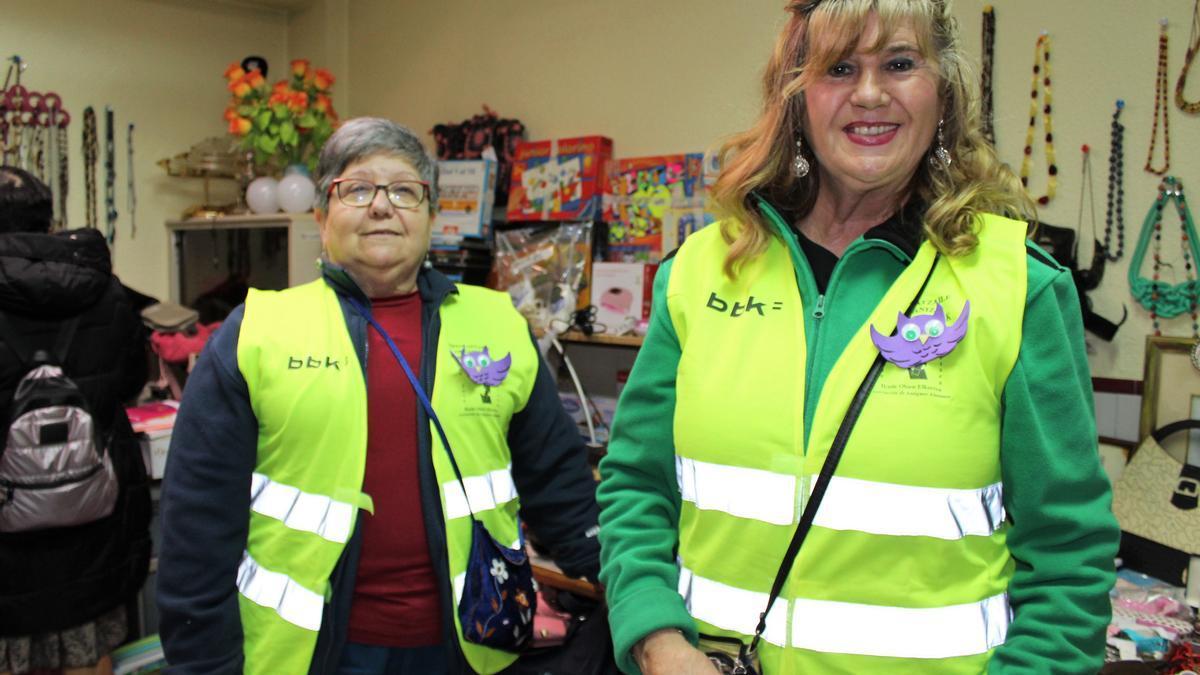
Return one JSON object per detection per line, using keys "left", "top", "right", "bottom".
{"left": 165, "top": 213, "right": 322, "bottom": 314}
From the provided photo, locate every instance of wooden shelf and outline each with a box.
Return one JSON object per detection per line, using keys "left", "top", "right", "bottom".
{"left": 546, "top": 330, "right": 643, "bottom": 347}
{"left": 532, "top": 564, "right": 604, "bottom": 601}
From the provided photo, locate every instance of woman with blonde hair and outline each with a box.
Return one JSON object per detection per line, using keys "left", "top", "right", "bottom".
{"left": 597, "top": 1, "right": 1118, "bottom": 673}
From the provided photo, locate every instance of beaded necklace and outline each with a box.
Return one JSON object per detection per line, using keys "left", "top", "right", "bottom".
{"left": 56, "top": 117, "right": 68, "bottom": 228}
{"left": 981, "top": 5, "right": 996, "bottom": 145}
{"left": 82, "top": 106, "right": 97, "bottom": 229}
{"left": 104, "top": 106, "right": 117, "bottom": 244}
{"left": 1129, "top": 176, "right": 1200, "bottom": 337}
{"left": 1020, "top": 33, "right": 1056, "bottom": 206}
{"left": 1146, "top": 20, "right": 1171, "bottom": 175}
{"left": 127, "top": 123, "right": 136, "bottom": 240}
{"left": 1177, "top": 0, "right": 1200, "bottom": 114}
{"left": 1104, "top": 100, "right": 1126, "bottom": 261}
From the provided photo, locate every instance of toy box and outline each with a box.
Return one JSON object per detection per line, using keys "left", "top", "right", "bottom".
{"left": 590, "top": 261, "right": 657, "bottom": 335}
{"left": 506, "top": 140, "right": 557, "bottom": 221}
{"left": 434, "top": 159, "right": 496, "bottom": 243}
{"left": 552, "top": 135, "right": 613, "bottom": 221}
{"left": 603, "top": 153, "right": 706, "bottom": 262}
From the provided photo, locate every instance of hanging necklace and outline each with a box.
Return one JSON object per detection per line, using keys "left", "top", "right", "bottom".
{"left": 1146, "top": 19, "right": 1171, "bottom": 175}
{"left": 1075, "top": 144, "right": 1106, "bottom": 292}
{"left": 1104, "top": 100, "right": 1126, "bottom": 261}
{"left": 104, "top": 106, "right": 116, "bottom": 244}
{"left": 1020, "top": 32, "right": 1057, "bottom": 206}
{"left": 127, "top": 123, "right": 136, "bottom": 240}
{"left": 1129, "top": 176, "right": 1200, "bottom": 338}
{"left": 1177, "top": 0, "right": 1200, "bottom": 114}
{"left": 82, "top": 106, "right": 97, "bottom": 229}
{"left": 55, "top": 112, "right": 69, "bottom": 229}
{"left": 981, "top": 5, "right": 996, "bottom": 145}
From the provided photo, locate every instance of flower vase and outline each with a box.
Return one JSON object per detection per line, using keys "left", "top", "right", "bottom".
{"left": 278, "top": 164, "right": 316, "bottom": 213}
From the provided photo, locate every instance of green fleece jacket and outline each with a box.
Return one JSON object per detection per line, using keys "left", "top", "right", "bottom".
{"left": 596, "top": 202, "right": 1119, "bottom": 674}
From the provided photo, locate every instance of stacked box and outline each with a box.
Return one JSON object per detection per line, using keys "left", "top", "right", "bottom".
{"left": 506, "top": 140, "right": 557, "bottom": 221}
{"left": 505, "top": 136, "right": 613, "bottom": 222}
{"left": 603, "top": 153, "right": 706, "bottom": 262}
{"left": 434, "top": 159, "right": 496, "bottom": 243}
{"left": 591, "top": 261, "right": 657, "bottom": 335}
{"left": 552, "top": 135, "right": 613, "bottom": 221}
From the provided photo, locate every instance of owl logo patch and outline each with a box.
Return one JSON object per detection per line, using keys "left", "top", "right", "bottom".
{"left": 451, "top": 346, "right": 512, "bottom": 403}
{"left": 870, "top": 301, "right": 969, "bottom": 368}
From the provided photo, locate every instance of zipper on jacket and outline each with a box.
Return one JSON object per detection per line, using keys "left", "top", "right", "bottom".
{"left": 812, "top": 294, "right": 826, "bottom": 320}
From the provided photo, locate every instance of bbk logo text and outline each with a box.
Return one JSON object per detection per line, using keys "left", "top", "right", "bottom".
{"left": 288, "top": 355, "right": 346, "bottom": 371}
{"left": 706, "top": 292, "right": 783, "bottom": 317}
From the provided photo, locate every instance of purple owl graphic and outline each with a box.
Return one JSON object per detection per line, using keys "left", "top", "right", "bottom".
{"left": 451, "top": 347, "right": 512, "bottom": 403}
{"left": 870, "top": 301, "right": 970, "bottom": 368}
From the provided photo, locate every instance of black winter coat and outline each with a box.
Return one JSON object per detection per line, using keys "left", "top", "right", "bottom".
{"left": 0, "top": 228, "right": 152, "bottom": 635}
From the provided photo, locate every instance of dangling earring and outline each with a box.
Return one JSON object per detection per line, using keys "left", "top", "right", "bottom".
{"left": 792, "top": 134, "right": 810, "bottom": 179}
{"left": 930, "top": 118, "right": 952, "bottom": 169}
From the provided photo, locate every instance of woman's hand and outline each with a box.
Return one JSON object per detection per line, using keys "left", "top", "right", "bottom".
{"left": 632, "top": 628, "right": 721, "bottom": 675}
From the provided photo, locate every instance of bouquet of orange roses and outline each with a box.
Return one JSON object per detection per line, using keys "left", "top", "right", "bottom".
{"left": 223, "top": 59, "right": 338, "bottom": 174}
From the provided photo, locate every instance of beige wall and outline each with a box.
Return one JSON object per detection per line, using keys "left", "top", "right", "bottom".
{"left": 347, "top": 0, "right": 1200, "bottom": 380}
{"left": 0, "top": 0, "right": 288, "bottom": 301}
{"left": 19, "top": 1, "right": 1197, "bottom": 379}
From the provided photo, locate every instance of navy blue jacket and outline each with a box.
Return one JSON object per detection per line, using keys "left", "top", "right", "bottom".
{"left": 157, "top": 263, "right": 600, "bottom": 674}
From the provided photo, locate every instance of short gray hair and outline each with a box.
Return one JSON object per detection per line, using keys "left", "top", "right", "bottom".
{"left": 314, "top": 117, "right": 439, "bottom": 212}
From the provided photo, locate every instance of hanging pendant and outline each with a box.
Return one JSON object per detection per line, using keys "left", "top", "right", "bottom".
{"left": 792, "top": 153, "right": 810, "bottom": 179}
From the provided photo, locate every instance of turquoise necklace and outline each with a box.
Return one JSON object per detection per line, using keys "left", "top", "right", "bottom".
{"left": 1129, "top": 176, "right": 1200, "bottom": 336}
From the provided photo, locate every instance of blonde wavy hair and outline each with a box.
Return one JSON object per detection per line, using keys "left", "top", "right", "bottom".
{"left": 710, "top": 0, "right": 1034, "bottom": 278}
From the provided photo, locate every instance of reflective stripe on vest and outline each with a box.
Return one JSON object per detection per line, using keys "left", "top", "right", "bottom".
{"left": 237, "top": 550, "right": 324, "bottom": 632}
{"left": 679, "top": 565, "right": 1010, "bottom": 659}
{"left": 442, "top": 466, "right": 518, "bottom": 521}
{"left": 250, "top": 473, "right": 356, "bottom": 544}
{"left": 791, "top": 593, "right": 1010, "bottom": 659}
{"left": 676, "top": 456, "right": 1005, "bottom": 539}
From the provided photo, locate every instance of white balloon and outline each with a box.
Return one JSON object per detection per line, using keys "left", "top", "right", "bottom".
{"left": 245, "top": 177, "right": 279, "bottom": 214}
{"left": 278, "top": 173, "right": 316, "bottom": 213}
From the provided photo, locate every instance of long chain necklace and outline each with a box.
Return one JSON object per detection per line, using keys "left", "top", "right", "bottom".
{"left": 127, "top": 123, "right": 136, "bottom": 239}
{"left": 1104, "top": 100, "right": 1126, "bottom": 261}
{"left": 1177, "top": 0, "right": 1200, "bottom": 114}
{"left": 104, "top": 106, "right": 117, "bottom": 244}
{"left": 1075, "top": 144, "right": 1106, "bottom": 291}
{"left": 980, "top": 5, "right": 996, "bottom": 145}
{"left": 1020, "top": 33, "right": 1057, "bottom": 206}
{"left": 1129, "top": 176, "right": 1200, "bottom": 337}
{"left": 56, "top": 118, "right": 68, "bottom": 228}
{"left": 1146, "top": 20, "right": 1172, "bottom": 175}
{"left": 82, "top": 106, "right": 97, "bottom": 229}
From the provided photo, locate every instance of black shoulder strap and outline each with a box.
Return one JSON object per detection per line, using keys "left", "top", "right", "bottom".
{"left": 0, "top": 310, "right": 33, "bottom": 365}
{"left": 749, "top": 253, "right": 941, "bottom": 653}
{"left": 0, "top": 310, "right": 81, "bottom": 367}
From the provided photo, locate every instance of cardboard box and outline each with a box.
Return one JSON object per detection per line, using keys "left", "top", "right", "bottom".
{"left": 435, "top": 159, "right": 496, "bottom": 243}
{"left": 552, "top": 135, "right": 613, "bottom": 221}
{"left": 603, "top": 153, "right": 706, "bottom": 262}
{"left": 591, "top": 261, "right": 657, "bottom": 335}
{"left": 506, "top": 140, "right": 557, "bottom": 221}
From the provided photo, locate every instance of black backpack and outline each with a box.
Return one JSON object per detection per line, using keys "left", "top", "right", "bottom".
{"left": 0, "top": 312, "right": 118, "bottom": 532}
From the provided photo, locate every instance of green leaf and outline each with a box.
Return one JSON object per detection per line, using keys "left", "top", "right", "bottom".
{"left": 297, "top": 112, "right": 317, "bottom": 127}
{"left": 272, "top": 104, "right": 288, "bottom": 120}
{"left": 280, "top": 120, "right": 296, "bottom": 144}
{"left": 256, "top": 135, "right": 279, "bottom": 154}
{"left": 255, "top": 109, "right": 272, "bottom": 130}
{"left": 238, "top": 105, "right": 256, "bottom": 117}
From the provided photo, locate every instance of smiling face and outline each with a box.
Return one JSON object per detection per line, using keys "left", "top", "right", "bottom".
{"left": 316, "top": 152, "right": 433, "bottom": 295}
{"left": 802, "top": 12, "right": 941, "bottom": 198}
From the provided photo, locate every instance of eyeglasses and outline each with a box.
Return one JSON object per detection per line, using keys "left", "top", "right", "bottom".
{"left": 329, "top": 178, "right": 430, "bottom": 210}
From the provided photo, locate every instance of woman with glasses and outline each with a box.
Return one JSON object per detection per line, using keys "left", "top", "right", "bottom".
{"left": 597, "top": 1, "right": 1117, "bottom": 674}
{"left": 158, "top": 117, "right": 600, "bottom": 675}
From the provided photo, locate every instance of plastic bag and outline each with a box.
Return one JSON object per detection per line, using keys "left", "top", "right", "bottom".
{"left": 492, "top": 223, "right": 592, "bottom": 331}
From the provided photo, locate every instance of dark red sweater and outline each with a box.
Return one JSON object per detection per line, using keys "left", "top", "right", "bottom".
{"left": 347, "top": 291, "right": 442, "bottom": 646}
